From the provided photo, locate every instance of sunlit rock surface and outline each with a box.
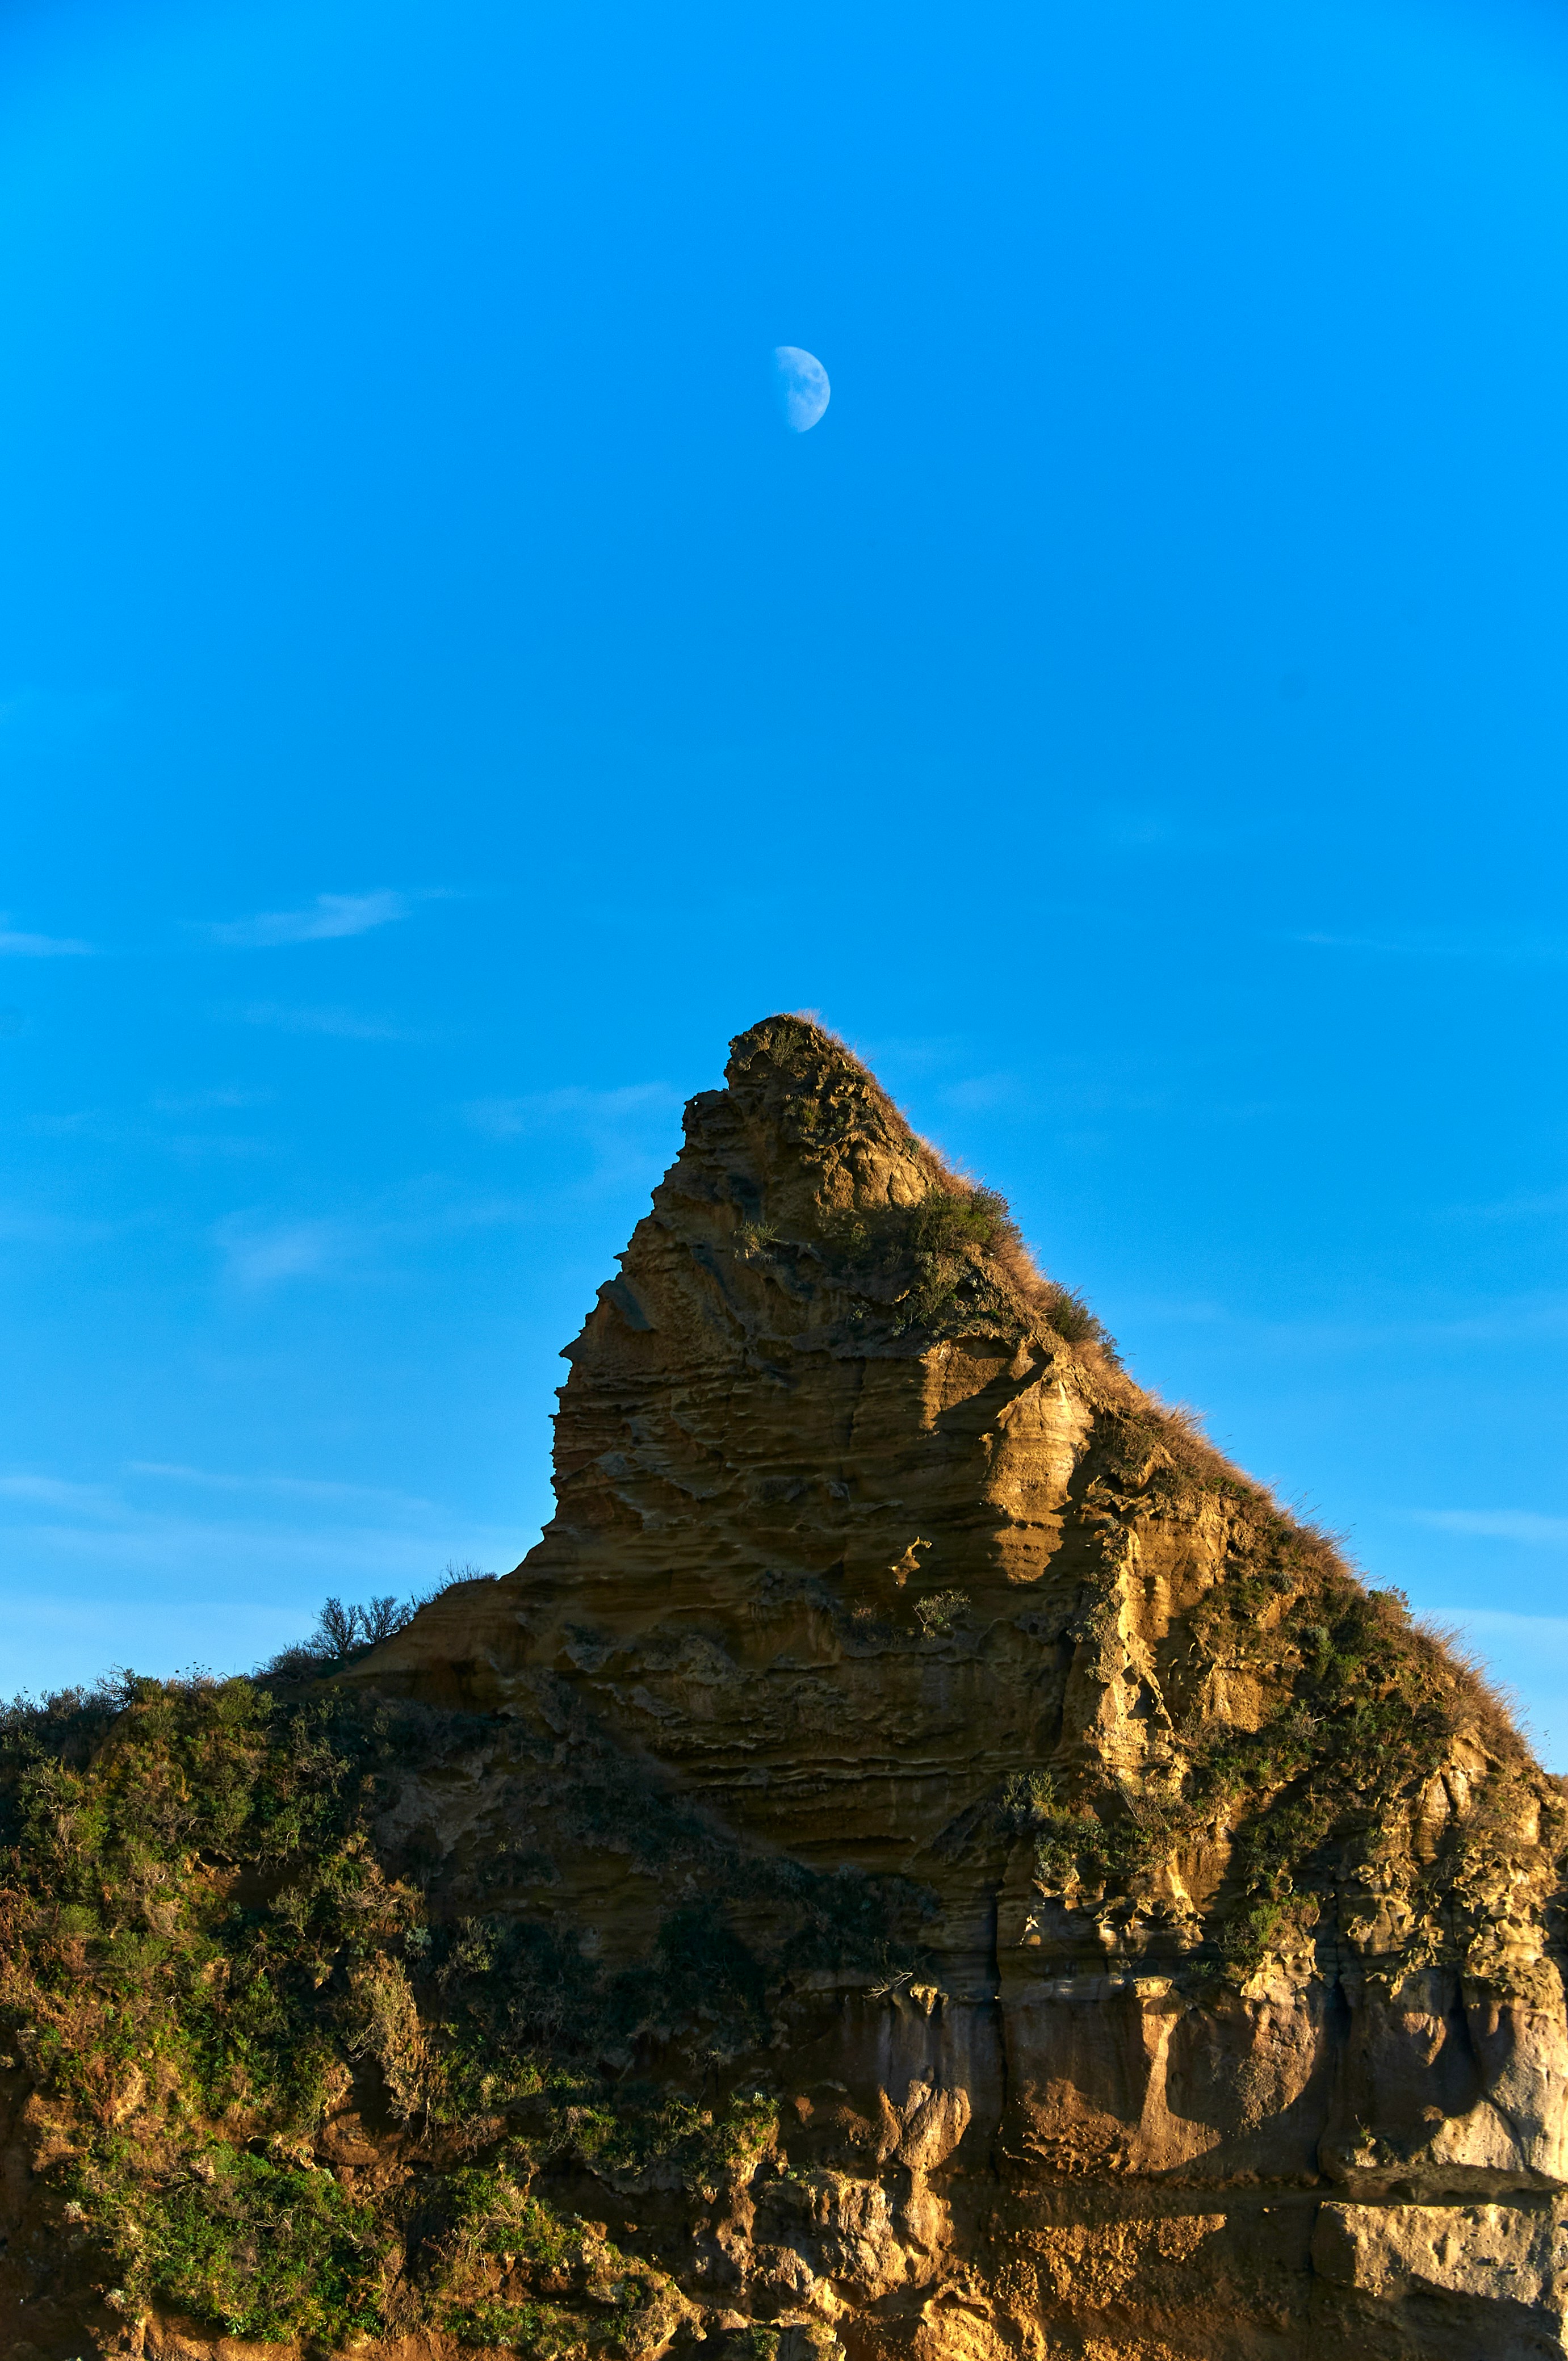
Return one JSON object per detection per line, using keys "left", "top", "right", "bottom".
{"left": 9, "top": 1015, "right": 1566, "bottom": 2359}
{"left": 350, "top": 1016, "right": 1568, "bottom": 2359}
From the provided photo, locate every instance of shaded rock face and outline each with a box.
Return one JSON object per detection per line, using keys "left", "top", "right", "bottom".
{"left": 343, "top": 1016, "right": 1568, "bottom": 2359}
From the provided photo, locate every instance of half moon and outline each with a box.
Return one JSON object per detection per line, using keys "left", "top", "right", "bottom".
{"left": 774, "top": 345, "right": 830, "bottom": 433}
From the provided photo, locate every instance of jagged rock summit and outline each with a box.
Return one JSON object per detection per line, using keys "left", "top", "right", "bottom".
{"left": 355, "top": 1013, "right": 1568, "bottom": 2359}
{"left": 6, "top": 1016, "right": 1566, "bottom": 2361}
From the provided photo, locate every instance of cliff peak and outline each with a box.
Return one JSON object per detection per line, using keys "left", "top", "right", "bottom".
{"left": 5, "top": 1021, "right": 1565, "bottom": 2360}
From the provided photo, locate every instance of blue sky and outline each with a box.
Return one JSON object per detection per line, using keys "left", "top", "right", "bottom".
{"left": 3, "top": 0, "right": 1567, "bottom": 1756}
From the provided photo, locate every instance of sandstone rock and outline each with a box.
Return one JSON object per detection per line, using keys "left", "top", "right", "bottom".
{"left": 1312, "top": 2199, "right": 1568, "bottom": 2355}
{"left": 337, "top": 1015, "right": 1568, "bottom": 2354}
{"left": 11, "top": 1016, "right": 1567, "bottom": 2359}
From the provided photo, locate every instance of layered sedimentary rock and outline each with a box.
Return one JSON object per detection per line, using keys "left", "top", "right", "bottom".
{"left": 7, "top": 1013, "right": 1566, "bottom": 2361}
{"left": 347, "top": 1015, "right": 1568, "bottom": 2360}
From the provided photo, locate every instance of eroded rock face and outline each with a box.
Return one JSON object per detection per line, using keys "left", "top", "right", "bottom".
{"left": 12, "top": 1017, "right": 1563, "bottom": 2360}
{"left": 336, "top": 1016, "right": 1568, "bottom": 2358}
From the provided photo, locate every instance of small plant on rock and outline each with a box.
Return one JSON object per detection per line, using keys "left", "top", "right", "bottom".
{"left": 914, "top": 1589, "right": 970, "bottom": 1638}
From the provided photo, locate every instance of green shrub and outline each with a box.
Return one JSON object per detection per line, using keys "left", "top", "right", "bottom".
{"left": 997, "top": 1770, "right": 1060, "bottom": 1826}
{"left": 906, "top": 1188, "right": 1013, "bottom": 1258}
{"left": 438, "top": 2171, "right": 582, "bottom": 2270}
{"left": 817, "top": 1185, "right": 1029, "bottom": 1337}
{"left": 1039, "top": 1282, "right": 1113, "bottom": 1351}
{"left": 914, "top": 1590, "right": 971, "bottom": 1638}
{"left": 82, "top": 2140, "right": 386, "bottom": 2343}
{"left": 438, "top": 2295, "right": 604, "bottom": 2356}
{"left": 0, "top": 1671, "right": 827, "bottom": 2347}
{"left": 1219, "top": 1899, "right": 1289, "bottom": 1977}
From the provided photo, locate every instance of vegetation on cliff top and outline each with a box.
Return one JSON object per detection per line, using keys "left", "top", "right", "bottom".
{"left": 732, "top": 1016, "right": 1118, "bottom": 1354}
{"left": 0, "top": 1668, "right": 799, "bottom": 2349}
{"left": 994, "top": 1432, "right": 1559, "bottom": 1987}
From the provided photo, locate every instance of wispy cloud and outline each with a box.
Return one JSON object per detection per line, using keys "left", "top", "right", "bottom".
{"left": 0, "top": 1203, "right": 122, "bottom": 1246}
{"left": 2, "top": 1461, "right": 527, "bottom": 1688}
{"left": 0, "top": 914, "right": 91, "bottom": 957}
{"left": 232, "top": 1001, "right": 431, "bottom": 1043}
{"left": 1441, "top": 1186, "right": 1568, "bottom": 1225}
{"left": 25, "top": 1110, "right": 97, "bottom": 1137}
{"left": 463, "top": 1082, "right": 674, "bottom": 1137}
{"left": 939, "top": 1073, "right": 1018, "bottom": 1113}
{"left": 15, "top": 1106, "right": 271, "bottom": 1160}
{"left": 6, "top": 1462, "right": 437, "bottom": 1525}
{"left": 1450, "top": 1608, "right": 1568, "bottom": 1660}
{"left": 210, "top": 1190, "right": 531, "bottom": 1291}
{"left": 214, "top": 1214, "right": 354, "bottom": 1289}
{"left": 1098, "top": 808, "right": 1181, "bottom": 850}
{"left": 151, "top": 1086, "right": 272, "bottom": 1114}
{"left": 464, "top": 1082, "right": 679, "bottom": 1171}
{"left": 1123, "top": 1290, "right": 1568, "bottom": 1354}
{"left": 197, "top": 890, "right": 408, "bottom": 949}
{"left": 1294, "top": 928, "right": 1568, "bottom": 964}
{"left": 0, "top": 1473, "right": 120, "bottom": 1515}
{"left": 163, "top": 1134, "right": 273, "bottom": 1162}
{"left": 128, "top": 1461, "right": 434, "bottom": 1511}
{"left": 464, "top": 1100, "right": 528, "bottom": 1139}
{"left": 1413, "top": 1509, "right": 1568, "bottom": 1548}
{"left": 856, "top": 1032, "right": 967, "bottom": 1078}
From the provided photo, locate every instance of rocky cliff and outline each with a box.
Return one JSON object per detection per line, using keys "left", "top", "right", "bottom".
{"left": 4, "top": 1013, "right": 1566, "bottom": 2361}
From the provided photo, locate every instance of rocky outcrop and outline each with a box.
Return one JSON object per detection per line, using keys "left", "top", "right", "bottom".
{"left": 344, "top": 1014, "right": 1568, "bottom": 2359}
{"left": 6, "top": 1014, "right": 1565, "bottom": 2360}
